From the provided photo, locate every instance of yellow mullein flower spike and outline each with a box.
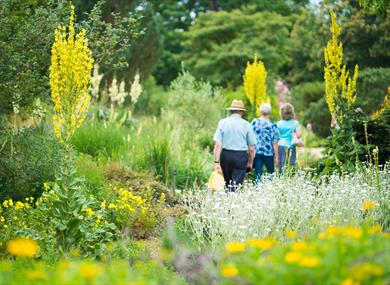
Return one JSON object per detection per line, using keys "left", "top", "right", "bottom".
{"left": 243, "top": 54, "right": 268, "bottom": 116}
{"left": 324, "top": 9, "right": 358, "bottom": 124}
{"left": 49, "top": 5, "right": 93, "bottom": 143}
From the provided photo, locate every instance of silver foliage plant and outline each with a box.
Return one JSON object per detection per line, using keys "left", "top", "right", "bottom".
{"left": 183, "top": 167, "right": 389, "bottom": 248}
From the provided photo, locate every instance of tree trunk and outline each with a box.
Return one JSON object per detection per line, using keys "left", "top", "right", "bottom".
{"left": 209, "top": 0, "right": 218, "bottom": 11}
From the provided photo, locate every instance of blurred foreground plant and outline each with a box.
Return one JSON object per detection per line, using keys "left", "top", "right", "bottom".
{"left": 218, "top": 225, "right": 389, "bottom": 285}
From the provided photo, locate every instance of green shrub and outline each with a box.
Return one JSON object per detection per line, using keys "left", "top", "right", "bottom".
{"left": 291, "top": 81, "right": 324, "bottom": 112}
{"left": 354, "top": 109, "right": 390, "bottom": 165}
{"left": 75, "top": 154, "right": 107, "bottom": 188}
{"left": 0, "top": 128, "right": 66, "bottom": 201}
{"left": 162, "top": 70, "right": 223, "bottom": 132}
{"left": 291, "top": 82, "right": 332, "bottom": 137}
{"left": 134, "top": 76, "right": 168, "bottom": 116}
{"left": 301, "top": 98, "right": 332, "bottom": 138}
{"left": 357, "top": 68, "right": 390, "bottom": 115}
{"left": 71, "top": 123, "right": 126, "bottom": 157}
{"left": 302, "top": 128, "right": 327, "bottom": 148}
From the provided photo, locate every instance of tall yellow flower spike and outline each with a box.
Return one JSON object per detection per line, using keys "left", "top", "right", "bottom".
{"left": 50, "top": 5, "right": 94, "bottom": 143}
{"left": 243, "top": 54, "right": 268, "bottom": 116}
{"left": 324, "top": 9, "right": 358, "bottom": 124}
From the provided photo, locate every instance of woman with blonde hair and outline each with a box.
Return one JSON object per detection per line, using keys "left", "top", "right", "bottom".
{"left": 277, "top": 103, "right": 302, "bottom": 173}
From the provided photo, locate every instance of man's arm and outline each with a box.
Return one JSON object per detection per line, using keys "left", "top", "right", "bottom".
{"left": 247, "top": 127, "right": 257, "bottom": 170}
{"left": 248, "top": 145, "right": 255, "bottom": 170}
{"left": 214, "top": 142, "right": 222, "bottom": 173}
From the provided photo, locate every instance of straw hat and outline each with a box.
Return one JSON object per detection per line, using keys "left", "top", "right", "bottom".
{"left": 226, "top": 100, "right": 247, "bottom": 111}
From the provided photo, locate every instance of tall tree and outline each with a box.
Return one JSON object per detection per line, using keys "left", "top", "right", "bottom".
{"left": 180, "top": 10, "right": 293, "bottom": 87}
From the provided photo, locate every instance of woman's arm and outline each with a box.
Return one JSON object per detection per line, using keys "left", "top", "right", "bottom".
{"left": 295, "top": 121, "right": 302, "bottom": 138}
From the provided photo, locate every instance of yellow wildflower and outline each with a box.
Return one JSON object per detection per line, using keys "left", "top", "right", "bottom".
{"left": 108, "top": 203, "right": 116, "bottom": 209}
{"left": 220, "top": 265, "right": 238, "bottom": 277}
{"left": 85, "top": 208, "right": 94, "bottom": 217}
{"left": 247, "top": 239, "right": 276, "bottom": 250}
{"left": 79, "top": 262, "right": 101, "bottom": 280}
{"left": 344, "top": 227, "right": 363, "bottom": 239}
{"left": 43, "top": 182, "right": 50, "bottom": 191}
{"left": 285, "top": 251, "right": 303, "bottom": 264}
{"left": 292, "top": 241, "right": 310, "bottom": 251}
{"left": 340, "top": 278, "right": 359, "bottom": 285}
{"left": 350, "top": 263, "right": 383, "bottom": 281}
{"left": 286, "top": 229, "right": 298, "bottom": 239}
{"left": 14, "top": 201, "right": 25, "bottom": 210}
{"left": 368, "top": 225, "right": 381, "bottom": 235}
{"left": 107, "top": 242, "right": 114, "bottom": 252}
{"left": 319, "top": 225, "right": 344, "bottom": 239}
{"left": 225, "top": 241, "right": 245, "bottom": 254}
{"left": 70, "top": 249, "right": 81, "bottom": 257}
{"left": 362, "top": 200, "right": 376, "bottom": 211}
{"left": 58, "top": 260, "right": 70, "bottom": 271}
{"left": 27, "top": 270, "right": 47, "bottom": 280}
{"left": 299, "top": 256, "right": 320, "bottom": 268}
{"left": 7, "top": 238, "right": 39, "bottom": 258}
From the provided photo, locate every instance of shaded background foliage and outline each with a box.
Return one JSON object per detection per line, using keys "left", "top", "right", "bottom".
{"left": 0, "top": 0, "right": 389, "bottom": 148}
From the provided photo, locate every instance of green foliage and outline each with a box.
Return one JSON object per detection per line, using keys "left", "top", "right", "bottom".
{"left": 356, "top": 68, "right": 390, "bottom": 115}
{"left": 75, "top": 154, "right": 107, "bottom": 188}
{"left": 302, "top": 98, "right": 331, "bottom": 138}
{"left": 301, "top": 128, "right": 327, "bottom": 148}
{"left": 323, "top": 1, "right": 389, "bottom": 70}
{"left": 134, "top": 76, "right": 167, "bottom": 116}
{"left": 288, "top": 11, "right": 327, "bottom": 85}
{"left": 163, "top": 70, "right": 223, "bottom": 131}
{"left": 291, "top": 81, "right": 325, "bottom": 113}
{"left": 0, "top": 0, "right": 66, "bottom": 114}
{"left": 71, "top": 123, "right": 126, "bottom": 157}
{"left": 78, "top": 0, "right": 140, "bottom": 71}
{"left": 0, "top": 0, "right": 138, "bottom": 115}
{"left": 358, "top": 0, "right": 389, "bottom": 16}
{"left": 181, "top": 11, "right": 293, "bottom": 87}
{"left": 36, "top": 168, "right": 117, "bottom": 256}
{"left": 354, "top": 109, "right": 390, "bottom": 165}
{"left": 0, "top": 128, "right": 66, "bottom": 201}
{"left": 317, "top": 110, "right": 367, "bottom": 174}
{"left": 291, "top": 81, "right": 332, "bottom": 137}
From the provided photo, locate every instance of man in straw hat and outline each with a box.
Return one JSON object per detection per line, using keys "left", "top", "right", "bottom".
{"left": 213, "top": 100, "right": 256, "bottom": 191}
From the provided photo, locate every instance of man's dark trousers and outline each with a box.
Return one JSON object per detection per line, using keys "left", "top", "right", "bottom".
{"left": 220, "top": 149, "right": 248, "bottom": 192}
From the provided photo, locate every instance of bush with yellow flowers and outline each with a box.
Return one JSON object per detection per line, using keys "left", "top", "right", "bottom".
{"left": 217, "top": 225, "right": 389, "bottom": 285}
{"left": 109, "top": 186, "right": 166, "bottom": 239}
{"left": 0, "top": 198, "right": 37, "bottom": 256}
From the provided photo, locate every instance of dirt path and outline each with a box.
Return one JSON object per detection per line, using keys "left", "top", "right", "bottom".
{"left": 298, "top": 147, "right": 324, "bottom": 158}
